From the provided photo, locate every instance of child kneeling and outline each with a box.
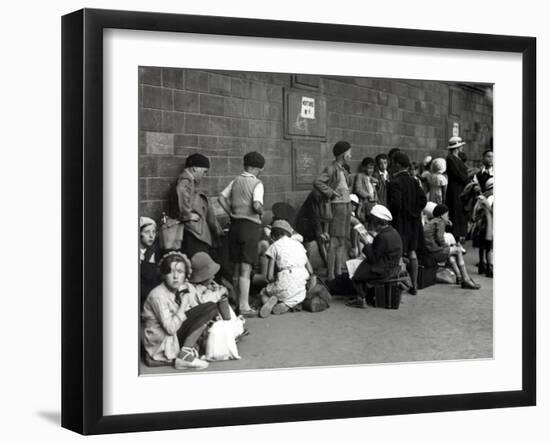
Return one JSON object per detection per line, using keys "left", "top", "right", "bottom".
{"left": 259, "top": 220, "right": 316, "bottom": 318}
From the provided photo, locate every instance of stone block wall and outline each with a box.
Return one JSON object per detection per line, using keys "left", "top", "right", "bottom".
{"left": 139, "top": 67, "right": 492, "bottom": 222}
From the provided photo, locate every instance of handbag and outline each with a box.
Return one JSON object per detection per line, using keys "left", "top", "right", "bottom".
{"left": 158, "top": 217, "right": 184, "bottom": 250}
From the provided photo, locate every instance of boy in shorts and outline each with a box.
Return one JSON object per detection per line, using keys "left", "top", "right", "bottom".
{"left": 219, "top": 152, "right": 265, "bottom": 317}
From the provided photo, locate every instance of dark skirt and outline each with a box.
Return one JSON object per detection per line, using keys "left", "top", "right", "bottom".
{"left": 394, "top": 217, "right": 423, "bottom": 253}
{"left": 353, "top": 261, "right": 399, "bottom": 282}
{"left": 176, "top": 302, "right": 219, "bottom": 345}
{"left": 426, "top": 248, "right": 450, "bottom": 264}
{"left": 182, "top": 233, "right": 211, "bottom": 260}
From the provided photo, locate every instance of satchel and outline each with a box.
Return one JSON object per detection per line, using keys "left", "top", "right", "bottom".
{"left": 302, "top": 281, "right": 332, "bottom": 313}
{"left": 435, "top": 267, "right": 456, "bottom": 284}
{"left": 158, "top": 217, "right": 184, "bottom": 250}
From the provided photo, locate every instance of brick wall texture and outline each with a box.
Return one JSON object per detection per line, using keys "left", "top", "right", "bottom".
{"left": 139, "top": 67, "right": 493, "bottom": 222}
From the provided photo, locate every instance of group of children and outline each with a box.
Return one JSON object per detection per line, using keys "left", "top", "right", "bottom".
{"left": 139, "top": 151, "right": 315, "bottom": 370}
{"left": 139, "top": 139, "right": 494, "bottom": 370}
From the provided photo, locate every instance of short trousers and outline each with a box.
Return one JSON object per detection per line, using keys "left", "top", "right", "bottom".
{"left": 330, "top": 203, "right": 351, "bottom": 238}
{"left": 228, "top": 218, "right": 262, "bottom": 265}
{"left": 182, "top": 233, "right": 211, "bottom": 260}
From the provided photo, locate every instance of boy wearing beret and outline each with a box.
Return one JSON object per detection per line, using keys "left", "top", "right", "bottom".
{"left": 314, "top": 141, "right": 353, "bottom": 281}
{"left": 219, "top": 152, "right": 266, "bottom": 317}
{"left": 168, "top": 153, "right": 224, "bottom": 259}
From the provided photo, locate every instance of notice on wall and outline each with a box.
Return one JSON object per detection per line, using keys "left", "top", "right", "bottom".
{"left": 292, "top": 141, "right": 321, "bottom": 190}
{"left": 452, "top": 122, "right": 460, "bottom": 137}
{"left": 300, "top": 96, "right": 315, "bottom": 119}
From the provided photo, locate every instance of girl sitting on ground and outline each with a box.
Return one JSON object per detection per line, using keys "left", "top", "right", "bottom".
{"left": 139, "top": 216, "right": 161, "bottom": 307}
{"left": 423, "top": 205, "right": 480, "bottom": 289}
{"left": 187, "top": 252, "right": 248, "bottom": 339}
{"left": 259, "top": 220, "right": 317, "bottom": 318}
{"left": 141, "top": 251, "right": 219, "bottom": 370}
{"left": 255, "top": 202, "right": 303, "bottom": 288}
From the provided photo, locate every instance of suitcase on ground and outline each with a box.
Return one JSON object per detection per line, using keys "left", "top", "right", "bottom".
{"left": 417, "top": 265, "right": 437, "bottom": 289}
{"left": 369, "top": 279, "right": 403, "bottom": 309}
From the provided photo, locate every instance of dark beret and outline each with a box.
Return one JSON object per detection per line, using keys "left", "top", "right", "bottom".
{"left": 433, "top": 204, "right": 449, "bottom": 218}
{"left": 185, "top": 153, "right": 210, "bottom": 169}
{"left": 332, "top": 141, "right": 351, "bottom": 157}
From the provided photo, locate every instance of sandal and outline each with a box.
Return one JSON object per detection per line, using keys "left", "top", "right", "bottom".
{"left": 239, "top": 308, "right": 258, "bottom": 318}
{"left": 259, "top": 295, "right": 278, "bottom": 318}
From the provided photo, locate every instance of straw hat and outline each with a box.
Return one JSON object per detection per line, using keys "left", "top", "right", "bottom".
{"left": 447, "top": 136, "right": 466, "bottom": 149}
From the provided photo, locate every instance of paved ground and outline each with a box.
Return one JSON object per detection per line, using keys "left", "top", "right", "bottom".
{"left": 141, "top": 243, "right": 492, "bottom": 375}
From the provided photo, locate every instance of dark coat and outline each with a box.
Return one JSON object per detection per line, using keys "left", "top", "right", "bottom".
{"left": 168, "top": 169, "right": 223, "bottom": 247}
{"left": 354, "top": 225, "right": 403, "bottom": 281}
{"left": 313, "top": 161, "right": 351, "bottom": 199}
{"left": 295, "top": 191, "right": 325, "bottom": 243}
{"left": 373, "top": 169, "right": 389, "bottom": 206}
{"left": 446, "top": 154, "right": 470, "bottom": 238}
{"left": 140, "top": 240, "right": 161, "bottom": 307}
{"left": 387, "top": 170, "right": 427, "bottom": 252}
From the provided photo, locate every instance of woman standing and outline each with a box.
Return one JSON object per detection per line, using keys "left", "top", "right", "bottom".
{"left": 445, "top": 136, "right": 470, "bottom": 242}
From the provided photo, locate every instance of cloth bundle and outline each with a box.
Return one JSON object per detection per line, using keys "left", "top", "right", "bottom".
{"left": 204, "top": 317, "right": 244, "bottom": 361}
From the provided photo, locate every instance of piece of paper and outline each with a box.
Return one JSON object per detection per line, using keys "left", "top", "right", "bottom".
{"left": 300, "top": 96, "right": 315, "bottom": 119}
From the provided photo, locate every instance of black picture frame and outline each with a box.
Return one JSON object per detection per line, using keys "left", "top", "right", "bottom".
{"left": 61, "top": 8, "right": 536, "bottom": 435}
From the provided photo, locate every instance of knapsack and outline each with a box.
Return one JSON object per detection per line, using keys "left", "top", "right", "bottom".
{"left": 302, "top": 281, "right": 332, "bottom": 313}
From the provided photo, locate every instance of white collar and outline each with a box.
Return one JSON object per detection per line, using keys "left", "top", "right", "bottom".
{"left": 241, "top": 171, "right": 257, "bottom": 178}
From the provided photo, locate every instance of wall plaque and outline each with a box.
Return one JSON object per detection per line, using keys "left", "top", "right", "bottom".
{"left": 284, "top": 89, "right": 327, "bottom": 140}
{"left": 291, "top": 141, "right": 322, "bottom": 190}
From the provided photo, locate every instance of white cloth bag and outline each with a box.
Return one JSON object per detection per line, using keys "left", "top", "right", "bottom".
{"left": 204, "top": 319, "right": 242, "bottom": 361}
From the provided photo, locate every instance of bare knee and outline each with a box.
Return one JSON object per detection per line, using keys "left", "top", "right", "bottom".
{"left": 240, "top": 262, "right": 252, "bottom": 278}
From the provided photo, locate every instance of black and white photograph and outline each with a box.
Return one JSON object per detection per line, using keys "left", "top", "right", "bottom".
{"left": 138, "top": 68, "right": 494, "bottom": 374}
{"left": 3, "top": 0, "right": 547, "bottom": 441}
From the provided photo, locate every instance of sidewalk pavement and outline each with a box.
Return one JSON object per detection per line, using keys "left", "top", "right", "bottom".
{"left": 141, "top": 243, "right": 492, "bottom": 375}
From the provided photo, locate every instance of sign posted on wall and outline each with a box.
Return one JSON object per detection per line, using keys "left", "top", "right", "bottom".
{"left": 300, "top": 96, "right": 315, "bottom": 119}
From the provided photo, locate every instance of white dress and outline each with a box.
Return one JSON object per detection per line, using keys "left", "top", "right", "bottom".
{"left": 264, "top": 236, "right": 309, "bottom": 307}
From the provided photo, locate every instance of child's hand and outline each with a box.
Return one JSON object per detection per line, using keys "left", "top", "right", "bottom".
{"left": 307, "top": 275, "right": 317, "bottom": 290}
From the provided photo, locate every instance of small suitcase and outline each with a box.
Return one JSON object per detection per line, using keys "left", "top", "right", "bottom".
{"left": 417, "top": 265, "right": 437, "bottom": 290}
{"left": 370, "top": 280, "right": 403, "bottom": 309}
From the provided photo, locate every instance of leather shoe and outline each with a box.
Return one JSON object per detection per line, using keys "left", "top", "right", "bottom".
{"left": 461, "top": 279, "right": 481, "bottom": 290}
